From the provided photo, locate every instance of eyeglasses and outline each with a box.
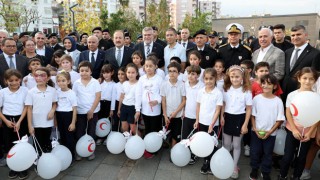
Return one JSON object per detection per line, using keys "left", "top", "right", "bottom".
{"left": 5, "top": 45, "right": 16, "bottom": 48}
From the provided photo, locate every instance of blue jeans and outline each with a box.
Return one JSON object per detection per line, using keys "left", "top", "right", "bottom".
{"left": 250, "top": 131, "right": 276, "bottom": 173}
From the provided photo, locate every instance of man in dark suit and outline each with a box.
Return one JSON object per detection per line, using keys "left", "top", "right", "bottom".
{"left": 281, "top": 25, "right": 320, "bottom": 103}
{"left": 48, "top": 33, "right": 64, "bottom": 52}
{"left": 102, "top": 28, "right": 115, "bottom": 48}
{"left": 35, "top": 32, "right": 54, "bottom": 66}
{"left": 152, "top": 26, "right": 167, "bottom": 47}
{"left": 0, "top": 38, "right": 28, "bottom": 88}
{"left": 134, "top": 27, "right": 165, "bottom": 68}
{"left": 79, "top": 36, "right": 105, "bottom": 79}
{"left": 105, "top": 30, "right": 134, "bottom": 81}
{"left": 180, "top": 28, "right": 196, "bottom": 51}
{"left": 92, "top": 27, "right": 113, "bottom": 51}
{"left": 124, "top": 32, "right": 135, "bottom": 48}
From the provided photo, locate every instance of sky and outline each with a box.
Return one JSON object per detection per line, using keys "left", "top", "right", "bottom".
{"left": 220, "top": 0, "right": 320, "bottom": 17}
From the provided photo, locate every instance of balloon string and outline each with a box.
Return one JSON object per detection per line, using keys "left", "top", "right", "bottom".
{"left": 180, "top": 117, "right": 183, "bottom": 140}
{"left": 32, "top": 135, "right": 39, "bottom": 155}
{"left": 117, "top": 117, "right": 121, "bottom": 132}
{"left": 165, "top": 118, "right": 172, "bottom": 131}
{"left": 187, "top": 128, "right": 196, "bottom": 139}
{"left": 297, "top": 128, "right": 305, "bottom": 157}
{"left": 217, "top": 125, "right": 222, "bottom": 139}
{"left": 85, "top": 119, "right": 89, "bottom": 134}
{"left": 11, "top": 118, "right": 20, "bottom": 140}
{"left": 33, "top": 135, "right": 44, "bottom": 153}
{"left": 136, "top": 115, "right": 139, "bottom": 135}
{"left": 56, "top": 127, "right": 59, "bottom": 139}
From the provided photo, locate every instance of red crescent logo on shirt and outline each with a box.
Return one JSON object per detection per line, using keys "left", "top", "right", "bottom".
{"left": 100, "top": 122, "right": 107, "bottom": 130}
{"left": 88, "top": 143, "right": 94, "bottom": 152}
{"left": 291, "top": 103, "right": 298, "bottom": 116}
{"left": 7, "top": 152, "right": 16, "bottom": 159}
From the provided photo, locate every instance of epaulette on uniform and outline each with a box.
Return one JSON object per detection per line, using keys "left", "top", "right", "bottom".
{"left": 243, "top": 44, "right": 251, "bottom": 52}
{"left": 219, "top": 43, "right": 228, "bottom": 48}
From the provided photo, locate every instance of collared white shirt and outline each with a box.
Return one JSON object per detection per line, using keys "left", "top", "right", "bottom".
{"left": 89, "top": 49, "right": 99, "bottom": 64}
{"left": 101, "top": 80, "right": 116, "bottom": 101}
{"left": 114, "top": 46, "right": 124, "bottom": 64}
{"left": 290, "top": 42, "right": 308, "bottom": 66}
{"left": 223, "top": 86, "right": 252, "bottom": 114}
{"left": 121, "top": 81, "right": 140, "bottom": 111}
{"left": 22, "top": 74, "right": 37, "bottom": 90}
{"left": 56, "top": 89, "right": 77, "bottom": 112}
{"left": 180, "top": 40, "right": 188, "bottom": 50}
{"left": 197, "top": 46, "right": 205, "bottom": 51}
{"left": 144, "top": 42, "right": 154, "bottom": 58}
{"left": 185, "top": 80, "right": 204, "bottom": 119}
{"left": 164, "top": 43, "right": 186, "bottom": 74}
{"left": 256, "top": 44, "right": 272, "bottom": 63}
{"left": 230, "top": 44, "right": 240, "bottom": 48}
{"left": 0, "top": 87, "right": 28, "bottom": 116}
{"left": 3, "top": 52, "right": 16, "bottom": 69}
{"left": 36, "top": 46, "right": 45, "bottom": 56}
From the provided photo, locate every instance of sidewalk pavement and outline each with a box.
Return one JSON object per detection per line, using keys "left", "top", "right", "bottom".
{"left": 1, "top": 145, "right": 319, "bottom": 180}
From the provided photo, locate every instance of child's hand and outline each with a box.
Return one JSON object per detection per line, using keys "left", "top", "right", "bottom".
{"left": 109, "top": 110, "right": 114, "bottom": 118}
{"left": 164, "top": 116, "right": 170, "bottom": 126}
{"left": 117, "top": 110, "right": 121, "bottom": 118}
{"left": 193, "top": 121, "right": 198, "bottom": 129}
{"left": 87, "top": 110, "right": 94, "bottom": 120}
{"left": 220, "top": 117, "right": 225, "bottom": 126}
{"left": 170, "top": 112, "right": 177, "bottom": 119}
{"left": 47, "top": 111, "right": 55, "bottom": 120}
{"left": 134, "top": 112, "right": 140, "bottom": 123}
{"left": 29, "top": 126, "right": 35, "bottom": 135}
{"left": 23, "top": 77, "right": 28, "bottom": 86}
{"left": 301, "top": 131, "right": 312, "bottom": 142}
{"left": 208, "top": 125, "right": 214, "bottom": 134}
{"left": 241, "top": 125, "right": 248, "bottom": 135}
{"left": 261, "top": 131, "right": 271, "bottom": 140}
{"left": 4, "top": 119, "right": 15, "bottom": 128}
{"left": 68, "top": 123, "right": 75, "bottom": 131}
{"left": 292, "top": 129, "right": 302, "bottom": 140}
{"left": 149, "top": 100, "right": 158, "bottom": 107}
{"left": 14, "top": 121, "right": 21, "bottom": 132}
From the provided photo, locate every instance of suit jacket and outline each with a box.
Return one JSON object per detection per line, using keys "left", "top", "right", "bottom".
{"left": 0, "top": 54, "right": 28, "bottom": 88}
{"left": 79, "top": 49, "right": 105, "bottom": 79}
{"left": 187, "top": 44, "right": 218, "bottom": 69}
{"left": 133, "top": 42, "right": 164, "bottom": 68}
{"left": 179, "top": 41, "right": 196, "bottom": 51}
{"left": 281, "top": 44, "right": 320, "bottom": 101}
{"left": 51, "top": 43, "right": 65, "bottom": 52}
{"left": 43, "top": 46, "right": 54, "bottom": 66}
{"left": 252, "top": 44, "right": 285, "bottom": 80}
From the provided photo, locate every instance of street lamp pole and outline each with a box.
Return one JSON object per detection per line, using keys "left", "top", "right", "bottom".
{"left": 69, "top": 3, "right": 78, "bottom": 32}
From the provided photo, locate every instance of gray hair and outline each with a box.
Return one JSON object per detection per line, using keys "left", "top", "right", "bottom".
{"left": 142, "top": 27, "right": 153, "bottom": 34}
{"left": 0, "top": 29, "right": 9, "bottom": 37}
{"left": 259, "top": 28, "right": 273, "bottom": 37}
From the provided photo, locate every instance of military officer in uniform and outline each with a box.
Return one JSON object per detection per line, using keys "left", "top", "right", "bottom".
{"left": 209, "top": 31, "right": 219, "bottom": 50}
{"left": 187, "top": 29, "right": 218, "bottom": 69}
{"left": 218, "top": 23, "right": 252, "bottom": 70}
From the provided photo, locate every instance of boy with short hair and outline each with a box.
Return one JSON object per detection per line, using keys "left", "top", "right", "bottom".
{"left": 161, "top": 62, "right": 186, "bottom": 147}
{"left": 22, "top": 58, "right": 42, "bottom": 89}
{"left": 72, "top": 61, "right": 101, "bottom": 161}
{"left": 165, "top": 56, "right": 184, "bottom": 81}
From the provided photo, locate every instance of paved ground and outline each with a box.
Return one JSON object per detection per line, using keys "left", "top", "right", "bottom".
{"left": 1, "top": 145, "right": 320, "bottom": 180}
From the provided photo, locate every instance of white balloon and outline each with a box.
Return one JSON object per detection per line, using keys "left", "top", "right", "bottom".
{"left": 106, "top": 132, "right": 126, "bottom": 154}
{"left": 96, "top": 118, "right": 111, "bottom": 137}
{"left": 273, "top": 128, "right": 287, "bottom": 155}
{"left": 125, "top": 135, "right": 145, "bottom": 160}
{"left": 189, "top": 132, "right": 214, "bottom": 157}
{"left": 51, "top": 145, "right": 72, "bottom": 171}
{"left": 290, "top": 91, "right": 320, "bottom": 127}
{"left": 170, "top": 143, "right": 191, "bottom": 167}
{"left": 37, "top": 153, "right": 61, "bottom": 179}
{"left": 144, "top": 132, "right": 162, "bottom": 153}
{"left": 76, "top": 134, "right": 95, "bottom": 157}
{"left": 210, "top": 147, "right": 234, "bottom": 179}
{"left": 7, "top": 142, "right": 37, "bottom": 171}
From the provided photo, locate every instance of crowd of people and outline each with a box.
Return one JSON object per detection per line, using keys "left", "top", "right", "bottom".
{"left": 0, "top": 23, "right": 319, "bottom": 180}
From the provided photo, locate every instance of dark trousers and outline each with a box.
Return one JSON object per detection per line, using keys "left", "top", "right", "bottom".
{"left": 34, "top": 127, "right": 52, "bottom": 153}
{"left": 75, "top": 113, "right": 98, "bottom": 141}
{"left": 182, "top": 117, "right": 196, "bottom": 139}
{"left": 112, "top": 101, "right": 120, "bottom": 131}
{"left": 142, "top": 114, "right": 162, "bottom": 135}
{"left": 280, "top": 129, "right": 312, "bottom": 178}
{"left": 56, "top": 111, "right": 76, "bottom": 157}
{"left": 167, "top": 117, "right": 182, "bottom": 141}
{"left": 98, "top": 100, "right": 111, "bottom": 119}
{"left": 243, "top": 121, "right": 252, "bottom": 146}
{"left": 250, "top": 131, "right": 276, "bottom": 174}
{"left": 2, "top": 115, "right": 28, "bottom": 152}
{"left": 199, "top": 123, "right": 219, "bottom": 162}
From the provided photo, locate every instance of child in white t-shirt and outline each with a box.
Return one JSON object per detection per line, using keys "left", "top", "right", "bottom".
{"left": 22, "top": 58, "right": 42, "bottom": 89}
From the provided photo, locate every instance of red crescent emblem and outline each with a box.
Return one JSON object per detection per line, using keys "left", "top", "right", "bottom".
{"left": 291, "top": 103, "right": 298, "bottom": 116}
{"left": 88, "top": 143, "right": 94, "bottom": 152}
{"left": 100, "top": 122, "right": 107, "bottom": 130}
{"left": 7, "top": 152, "right": 16, "bottom": 158}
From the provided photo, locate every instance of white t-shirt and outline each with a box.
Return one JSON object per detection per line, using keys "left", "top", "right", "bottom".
{"left": 22, "top": 74, "right": 37, "bottom": 90}
{"left": 111, "top": 82, "right": 123, "bottom": 111}
{"left": 136, "top": 74, "right": 163, "bottom": 116}
{"left": 0, "top": 87, "right": 28, "bottom": 116}
{"left": 138, "top": 68, "right": 165, "bottom": 80}
{"left": 72, "top": 78, "right": 101, "bottom": 114}
{"left": 252, "top": 94, "right": 285, "bottom": 136}
{"left": 216, "top": 77, "right": 224, "bottom": 92}
{"left": 164, "top": 43, "right": 186, "bottom": 74}
{"left": 25, "top": 86, "right": 57, "bottom": 128}
{"left": 101, "top": 80, "right": 116, "bottom": 101}
{"left": 68, "top": 70, "right": 80, "bottom": 85}
{"left": 160, "top": 80, "right": 186, "bottom": 118}
{"left": 185, "top": 81, "right": 204, "bottom": 119}
{"left": 121, "top": 81, "right": 139, "bottom": 111}
{"left": 197, "top": 87, "right": 223, "bottom": 126}
{"left": 223, "top": 86, "right": 252, "bottom": 114}
{"left": 56, "top": 89, "right": 77, "bottom": 112}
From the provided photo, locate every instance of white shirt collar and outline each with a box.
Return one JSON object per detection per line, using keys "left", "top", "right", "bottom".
{"left": 295, "top": 42, "right": 308, "bottom": 52}
{"left": 260, "top": 43, "right": 272, "bottom": 53}
{"left": 90, "top": 49, "right": 98, "bottom": 54}
{"left": 230, "top": 43, "right": 240, "bottom": 48}
{"left": 116, "top": 45, "right": 124, "bottom": 51}
{"left": 36, "top": 45, "right": 45, "bottom": 50}
{"left": 3, "top": 52, "right": 15, "bottom": 58}
{"left": 144, "top": 41, "right": 153, "bottom": 47}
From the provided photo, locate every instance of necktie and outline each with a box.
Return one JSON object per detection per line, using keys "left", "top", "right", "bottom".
{"left": 182, "top": 42, "right": 186, "bottom": 48}
{"left": 146, "top": 44, "right": 150, "bottom": 56}
{"left": 116, "top": 49, "right": 121, "bottom": 66}
{"left": 91, "top": 52, "right": 95, "bottom": 67}
{"left": 9, "top": 55, "right": 15, "bottom": 69}
{"left": 290, "top": 49, "right": 300, "bottom": 70}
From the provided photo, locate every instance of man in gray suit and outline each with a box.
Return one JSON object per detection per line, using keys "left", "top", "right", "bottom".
{"left": 252, "top": 28, "right": 285, "bottom": 80}
{"left": 0, "top": 38, "right": 28, "bottom": 88}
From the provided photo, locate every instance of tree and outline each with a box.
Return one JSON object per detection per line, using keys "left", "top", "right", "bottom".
{"left": 181, "top": 9, "right": 211, "bottom": 35}
{"left": 19, "top": 6, "right": 41, "bottom": 32}
{"left": 99, "top": 5, "right": 108, "bottom": 29}
{"left": 0, "top": 0, "right": 21, "bottom": 32}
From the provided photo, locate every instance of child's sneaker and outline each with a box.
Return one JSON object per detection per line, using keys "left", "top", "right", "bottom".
{"left": 8, "top": 170, "right": 18, "bottom": 179}
{"left": 143, "top": 151, "right": 154, "bottom": 159}
{"left": 188, "top": 154, "right": 198, "bottom": 165}
{"left": 18, "top": 170, "right": 29, "bottom": 180}
{"left": 244, "top": 145, "right": 250, "bottom": 157}
{"left": 249, "top": 169, "right": 258, "bottom": 180}
{"left": 75, "top": 154, "right": 82, "bottom": 161}
{"left": 230, "top": 167, "right": 239, "bottom": 179}
{"left": 87, "top": 153, "right": 95, "bottom": 161}
{"left": 300, "top": 169, "right": 311, "bottom": 180}
{"left": 200, "top": 160, "right": 210, "bottom": 175}
{"left": 261, "top": 172, "right": 271, "bottom": 180}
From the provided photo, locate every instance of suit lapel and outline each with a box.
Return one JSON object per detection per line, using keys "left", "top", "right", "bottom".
{"left": 285, "top": 48, "right": 294, "bottom": 74}
{"left": 291, "top": 45, "right": 311, "bottom": 71}
{"left": 0, "top": 54, "right": 9, "bottom": 69}
{"left": 262, "top": 46, "right": 274, "bottom": 62}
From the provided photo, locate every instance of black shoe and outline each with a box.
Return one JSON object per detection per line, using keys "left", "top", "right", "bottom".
{"left": 249, "top": 169, "right": 258, "bottom": 180}
{"left": 261, "top": 172, "right": 271, "bottom": 180}
{"left": 18, "top": 170, "right": 29, "bottom": 180}
{"left": 200, "top": 160, "right": 210, "bottom": 175}
{"left": 188, "top": 154, "right": 198, "bottom": 165}
{"left": 278, "top": 175, "right": 287, "bottom": 180}
{"left": 8, "top": 170, "right": 18, "bottom": 179}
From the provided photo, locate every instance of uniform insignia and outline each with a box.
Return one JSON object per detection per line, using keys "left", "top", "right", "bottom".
{"left": 238, "top": 56, "right": 242, "bottom": 60}
{"left": 101, "top": 47, "right": 105, "bottom": 50}
{"left": 206, "top": 56, "right": 210, "bottom": 60}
